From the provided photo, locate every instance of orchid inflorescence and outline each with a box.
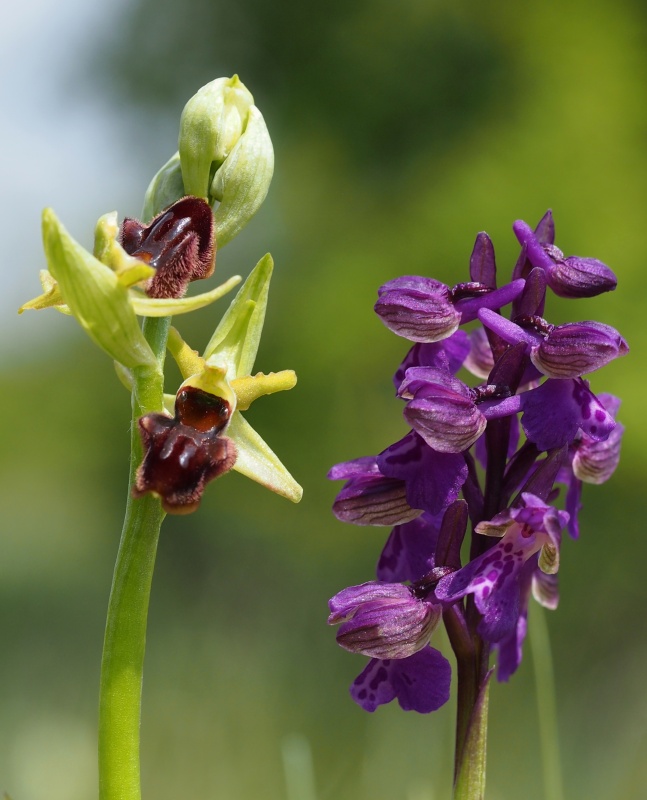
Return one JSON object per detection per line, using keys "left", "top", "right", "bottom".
{"left": 328, "top": 210, "right": 626, "bottom": 717}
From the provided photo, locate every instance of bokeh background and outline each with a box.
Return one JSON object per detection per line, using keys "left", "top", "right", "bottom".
{"left": 2, "top": 0, "right": 646, "bottom": 797}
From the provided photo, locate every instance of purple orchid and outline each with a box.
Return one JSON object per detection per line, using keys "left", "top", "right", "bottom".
{"left": 328, "top": 581, "right": 442, "bottom": 659}
{"left": 328, "top": 210, "right": 626, "bottom": 747}
{"left": 556, "top": 393, "right": 624, "bottom": 538}
{"left": 435, "top": 494, "right": 567, "bottom": 643}
{"left": 375, "top": 232, "right": 525, "bottom": 343}
{"left": 479, "top": 308, "right": 628, "bottom": 379}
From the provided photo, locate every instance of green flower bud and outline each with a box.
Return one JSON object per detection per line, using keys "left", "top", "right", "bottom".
{"left": 179, "top": 75, "right": 254, "bottom": 199}
{"left": 179, "top": 75, "right": 274, "bottom": 247}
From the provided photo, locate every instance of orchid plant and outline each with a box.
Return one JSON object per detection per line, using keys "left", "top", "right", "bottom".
{"left": 20, "top": 75, "right": 301, "bottom": 800}
{"left": 327, "top": 211, "right": 626, "bottom": 798}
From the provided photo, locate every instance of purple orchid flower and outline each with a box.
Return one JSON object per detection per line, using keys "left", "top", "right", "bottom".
{"left": 479, "top": 308, "right": 628, "bottom": 379}
{"left": 328, "top": 581, "right": 442, "bottom": 659}
{"left": 435, "top": 494, "right": 568, "bottom": 643}
{"left": 398, "top": 367, "right": 523, "bottom": 454}
{"left": 520, "top": 377, "right": 616, "bottom": 451}
{"left": 328, "top": 456, "right": 422, "bottom": 526}
{"left": 556, "top": 393, "right": 624, "bottom": 538}
{"left": 513, "top": 216, "right": 617, "bottom": 299}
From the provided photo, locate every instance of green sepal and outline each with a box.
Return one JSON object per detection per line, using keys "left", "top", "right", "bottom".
{"left": 227, "top": 411, "right": 302, "bottom": 503}
{"left": 141, "top": 152, "right": 185, "bottom": 223}
{"left": 42, "top": 208, "right": 157, "bottom": 369}
{"left": 211, "top": 105, "right": 274, "bottom": 247}
{"left": 203, "top": 254, "right": 272, "bottom": 377}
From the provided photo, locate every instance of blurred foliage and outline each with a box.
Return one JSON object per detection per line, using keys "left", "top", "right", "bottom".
{"left": 3, "top": 0, "right": 647, "bottom": 798}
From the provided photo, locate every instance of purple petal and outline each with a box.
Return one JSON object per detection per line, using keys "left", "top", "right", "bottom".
{"left": 350, "top": 648, "right": 452, "bottom": 713}
{"left": 496, "top": 558, "right": 534, "bottom": 682}
{"left": 328, "top": 456, "right": 380, "bottom": 481}
{"left": 377, "top": 514, "right": 441, "bottom": 582}
{"left": 378, "top": 432, "right": 468, "bottom": 516}
{"left": 521, "top": 378, "right": 615, "bottom": 451}
{"left": 464, "top": 327, "right": 495, "bottom": 379}
{"left": 392, "top": 331, "right": 471, "bottom": 390}
{"left": 332, "top": 474, "right": 422, "bottom": 526}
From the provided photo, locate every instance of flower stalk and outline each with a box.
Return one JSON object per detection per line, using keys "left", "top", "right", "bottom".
{"left": 98, "top": 316, "right": 169, "bottom": 800}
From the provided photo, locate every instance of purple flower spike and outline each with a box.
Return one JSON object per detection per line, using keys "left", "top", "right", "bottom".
{"left": 513, "top": 218, "right": 617, "bottom": 299}
{"left": 328, "top": 456, "right": 422, "bottom": 527}
{"left": 375, "top": 277, "right": 461, "bottom": 343}
{"left": 328, "top": 582, "right": 441, "bottom": 659}
{"left": 520, "top": 378, "right": 615, "bottom": 451}
{"left": 532, "top": 321, "right": 628, "bottom": 379}
{"left": 350, "top": 647, "right": 452, "bottom": 713}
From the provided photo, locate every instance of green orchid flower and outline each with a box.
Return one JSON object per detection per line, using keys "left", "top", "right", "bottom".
{"left": 19, "top": 208, "right": 241, "bottom": 368}
{"left": 145, "top": 253, "right": 302, "bottom": 507}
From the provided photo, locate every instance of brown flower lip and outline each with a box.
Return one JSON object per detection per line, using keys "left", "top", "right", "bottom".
{"left": 133, "top": 386, "right": 236, "bottom": 514}
{"left": 120, "top": 196, "right": 215, "bottom": 299}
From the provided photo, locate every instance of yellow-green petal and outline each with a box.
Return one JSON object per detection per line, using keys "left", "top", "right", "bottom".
{"left": 129, "top": 275, "right": 241, "bottom": 317}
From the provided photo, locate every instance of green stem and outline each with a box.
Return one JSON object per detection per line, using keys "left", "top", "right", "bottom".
{"left": 98, "top": 316, "right": 170, "bottom": 800}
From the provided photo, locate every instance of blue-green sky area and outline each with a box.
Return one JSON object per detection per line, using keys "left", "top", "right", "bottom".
{"left": 2, "top": 1, "right": 647, "bottom": 798}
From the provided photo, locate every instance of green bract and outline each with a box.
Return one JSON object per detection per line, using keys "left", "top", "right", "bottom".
{"left": 144, "top": 75, "right": 274, "bottom": 246}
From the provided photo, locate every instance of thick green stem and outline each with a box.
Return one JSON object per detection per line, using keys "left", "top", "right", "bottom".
{"left": 98, "top": 317, "right": 170, "bottom": 800}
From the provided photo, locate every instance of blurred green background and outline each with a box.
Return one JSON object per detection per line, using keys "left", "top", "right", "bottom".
{"left": 2, "top": 0, "right": 646, "bottom": 797}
